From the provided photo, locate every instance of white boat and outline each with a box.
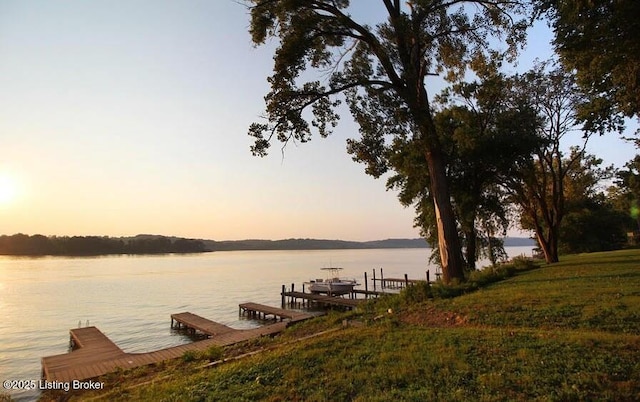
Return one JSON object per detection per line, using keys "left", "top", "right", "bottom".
{"left": 305, "top": 267, "right": 358, "bottom": 296}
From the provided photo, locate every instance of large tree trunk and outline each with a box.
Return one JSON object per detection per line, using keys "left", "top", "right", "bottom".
{"left": 424, "top": 146, "right": 465, "bottom": 283}
{"left": 545, "top": 226, "right": 560, "bottom": 263}
{"left": 532, "top": 219, "right": 559, "bottom": 263}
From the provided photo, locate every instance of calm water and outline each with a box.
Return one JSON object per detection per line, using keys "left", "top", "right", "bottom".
{"left": 0, "top": 247, "right": 533, "bottom": 401}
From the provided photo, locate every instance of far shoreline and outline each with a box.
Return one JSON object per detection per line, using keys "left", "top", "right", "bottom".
{"left": 0, "top": 233, "right": 535, "bottom": 257}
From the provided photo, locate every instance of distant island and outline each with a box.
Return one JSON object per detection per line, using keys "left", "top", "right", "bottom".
{"left": 0, "top": 233, "right": 536, "bottom": 256}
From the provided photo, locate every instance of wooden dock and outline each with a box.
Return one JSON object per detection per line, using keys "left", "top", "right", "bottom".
{"left": 239, "top": 302, "right": 312, "bottom": 322}
{"left": 351, "top": 289, "right": 392, "bottom": 298}
{"left": 171, "top": 312, "right": 236, "bottom": 336}
{"left": 42, "top": 308, "right": 312, "bottom": 383}
{"left": 42, "top": 327, "right": 127, "bottom": 382}
{"left": 282, "top": 291, "right": 363, "bottom": 309}
{"left": 373, "top": 277, "right": 425, "bottom": 289}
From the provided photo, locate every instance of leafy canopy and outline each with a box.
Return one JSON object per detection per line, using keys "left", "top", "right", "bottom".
{"left": 247, "top": 0, "right": 531, "bottom": 157}
{"left": 246, "top": 0, "right": 532, "bottom": 282}
{"left": 539, "top": 0, "right": 640, "bottom": 123}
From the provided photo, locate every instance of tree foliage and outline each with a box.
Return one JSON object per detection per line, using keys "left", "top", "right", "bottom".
{"left": 556, "top": 152, "right": 628, "bottom": 254}
{"left": 246, "top": 0, "right": 531, "bottom": 282}
{"left": 361, "top": 73, "right": 541, "bottom": 270}
{"left": 0, "top": 234, "right": 207, "bottom": 256}
{"left": 612, "top": 155, "right": 640, "bottom": 237}
{"left": 560, "top": 195, "right": 629, "bottom": 254}
{"left": 434, "top": 75, "right": 542, "bottom": 268}
{"left": 539, "top": 0, "right": 640, "bottom": 122}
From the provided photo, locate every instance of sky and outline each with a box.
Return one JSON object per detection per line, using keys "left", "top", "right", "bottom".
{"left": 0, "top": 1, "right": 637, "bottom": 242}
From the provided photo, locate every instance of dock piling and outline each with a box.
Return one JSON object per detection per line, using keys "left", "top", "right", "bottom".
{"left": 364, "top": 272, "right": 368, "bottom": 297}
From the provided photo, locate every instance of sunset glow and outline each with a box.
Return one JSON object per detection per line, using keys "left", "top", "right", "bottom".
{"left": 0, "top": 174, "right": 17, "bottom": 205}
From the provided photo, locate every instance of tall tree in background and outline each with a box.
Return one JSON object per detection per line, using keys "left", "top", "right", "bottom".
{"left": 614, "top": 155, "right": 640, "bottom": 236}
{"left": 504, "top": 63, "right": 591, "bottom": 263}
{"left": 539, "top": 0, "right": 639, "bottom": 124}
{"left": 246, "top": 0, "right": 530, "bottom": 282}
{"left": 558, "top": 152, "right": 628, "bottom": 253}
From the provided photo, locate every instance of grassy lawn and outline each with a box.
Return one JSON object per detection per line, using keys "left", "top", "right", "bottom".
{"left": 439, "top": 249, "right": 640, "bottom": 334}
{"left": 41, "top": 249, "right": 640, "bottom": 401}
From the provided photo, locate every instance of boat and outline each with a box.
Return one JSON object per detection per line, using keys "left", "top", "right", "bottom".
{"left": 305, "top": 267, "right": 358, "bottom": 296}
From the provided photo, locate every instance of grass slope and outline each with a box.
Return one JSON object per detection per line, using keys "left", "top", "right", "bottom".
{"left": 44, "top": 250, "right": 640, "bottom": 401}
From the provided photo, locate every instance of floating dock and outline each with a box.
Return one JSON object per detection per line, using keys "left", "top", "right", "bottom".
{"left": 42, "top": 307, "right": 311, "bottom": 383}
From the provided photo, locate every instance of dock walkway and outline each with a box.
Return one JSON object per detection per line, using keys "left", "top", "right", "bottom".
{"left": 42, "top": 307, "right": 311, "bottom": 383}
{"left": 282, "top": 291, "right": 363, "bottom": 308}
{"left": 42, "top": 327, "right": 127, "bottom": 381}
{"left": 239, "top": 302, "right": 311, "bottom": 322}
{"left": 171, "top": 312, "right": 236, "bottom": 336}
{"left": 373, "top": 277, "right": 425, "bottom": 289}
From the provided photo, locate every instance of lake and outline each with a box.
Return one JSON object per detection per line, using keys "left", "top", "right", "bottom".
{"left": 0, "top": 247, "right": 533, "bottom": 401}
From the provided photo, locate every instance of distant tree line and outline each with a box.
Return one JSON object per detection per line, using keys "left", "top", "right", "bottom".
{"left": 203, "top": 237, "right": 534, "bottom": 251}
{"left": 0, "top": 234, "right": 208, "bottom": 256}
{"left": 205, "top": 238, "right": 431, "bottom": 251}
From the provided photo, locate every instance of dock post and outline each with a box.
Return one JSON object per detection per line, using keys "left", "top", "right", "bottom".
{"left": 426, "top": 270, "right": 430, "bottom": 284}
{"left": 291, "top": 283, "right": 295, "bottom": 306}
{"left": 372, "top": 269, "right": 376, "bottom": 291}
{"left": 364, "top": 272, "right": 368, "bottom": 298}
{"left": 281, "top": 284, "right": 285, "bottom": 308}
{"left": 380, "top": 268, "right": 384, "bottom": 289}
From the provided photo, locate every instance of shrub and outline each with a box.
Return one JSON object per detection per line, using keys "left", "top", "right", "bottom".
{"left": 203, "top": 345, "right": 223, "bottom": 362}
{"left": 182, "top": 350, "right": 198, "bottom": 363}
{"left": 430, "top": 281, "right": 475, "bottom": 299}
{"left": 511, "top": 255, "right": 537, "bottom": 271}
{"left": 400, "top": 281, "right": 432, "bottom": 303}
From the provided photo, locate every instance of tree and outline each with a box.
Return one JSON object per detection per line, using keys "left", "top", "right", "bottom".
{"left": 246, "top": 0, "right": 531, "bottom": 282}
{"left": 504, "top": 63, "right": 593, "bottom": 263}
{"left": 613, "top": 155, "right": 640, "bottom": 237}
{"left": 557, "top": 153, "right": 627, "bottom": 254}
{"left": 539, "top": 0, "right": 640, "bottom": 122}
{"left": 355, "top": 73, "right": 541, "bottom": 271}
{"left": 560, "top": 196, "right": 629, "bottom": 254}
{"left": 434, "top": 75, "right": 542, "bottom": 269}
